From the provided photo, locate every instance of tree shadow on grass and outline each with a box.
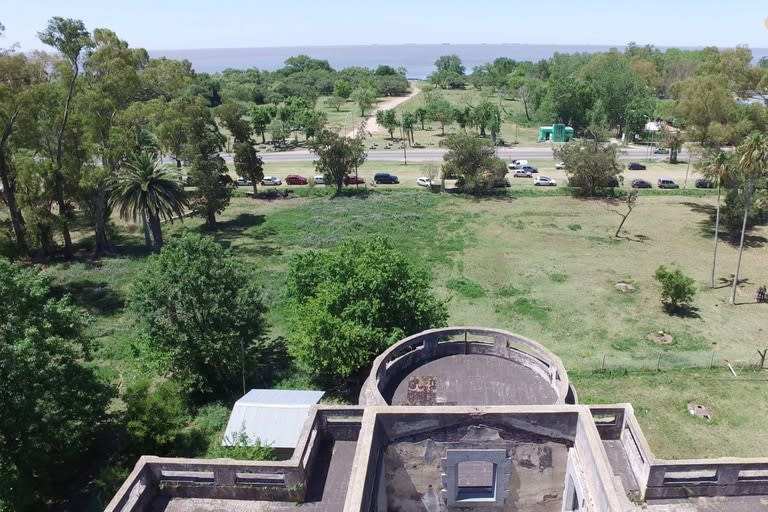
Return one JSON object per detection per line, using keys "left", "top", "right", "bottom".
{"left": 51, "top": 279, "right": 125, "bottom": 316}
{"left": 663, "top": 303, "right": 701, "bottom": 319}
{"left": 683, "top": 201, "right": 768, "bottom": 249}
{"left": 616, "top": 233, "right": 651, "bottom": 243}
{"left": 716, "top": 275, "right": 751, "bottom": 291}
{"left": 200, "top": 214, "right": 284, "bottom": 257}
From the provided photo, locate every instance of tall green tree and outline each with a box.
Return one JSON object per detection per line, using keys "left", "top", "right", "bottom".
{"left": 441, "top": 132, "right": 506, "bottom": 194}
{"left": 401, "top": 110, "right": 416, "bottom": 145}
{"left": 80, "top": 28, "right": 149, "bottom": 256}
{"left": 434, "top": 55, "right": 466, "bottom": 75}
{"left": 286, "top": 237, "right": 448, "bottom": 389}
{"left": 38, "top": 17, "right": 94, "bottom": 259}
{"left": 350, "top": 85, "right": 377, "bottom": 117}
{"left": 661, "top": 128, "right": 684, "bottom": 164}
{"left": 308, "top": 128, "right": 367, "bottom": 194}
{"left": 471, "top": 101, "right": 501, "bottom": 138}
{"left": 183, "top": 103, "right": 231, "bottom": 225}
{"left": 234, "top": 141, "right": 263, "bottom": 197}
{"left": 129, "top": 234, "right": 278, "bottom": 400}
{"left": 672, "top": 74, "right": 738, "bottom": 146}
{"left": 730, "top": 133, "right": 768, "bottom": 304}
{"left": 0, "top": 259, "right": 113, "bottom": 511}
{"left": 249, "top": 104, "right": 273, "bottom": 144}
{"left": 0, "top": 51, "right": 45, "bottom": 253}
{"left": 554, "top": 130, "right": 621, "bottom": 196}
{"left": 215, "top": 102, "right": 251, "bottom": 143}
{"left": 425, "top": 94, "right": 455, "bottom": 136}
{"left": 111, "top": 151, "right": 187, "bottom": 251}
{"left": 375, "top": 108, "right": 399, "bottom": 140}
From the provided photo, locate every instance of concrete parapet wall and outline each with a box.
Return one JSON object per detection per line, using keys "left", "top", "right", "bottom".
{"left": 646, "top": 460, "right": 768, "bottom": 499}
{"left": 104, "top": 457, "right": 158, "bottom": 512}
{"left": 105, "top": 407, "right": 364, "bottom": 511}
{"left": 572, "top": 409, "right": 629, "bottom": 511}
{"left": 360, "top": 327, "right": 570, "bottom": 406}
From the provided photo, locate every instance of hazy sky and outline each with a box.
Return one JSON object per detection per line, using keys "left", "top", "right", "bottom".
{"left": 2, "top": 0, "right": 767, "bottom": 51}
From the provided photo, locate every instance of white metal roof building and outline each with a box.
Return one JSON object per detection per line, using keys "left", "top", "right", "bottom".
{"left": 222, "top": 389, "right": 324, "bottom": 448}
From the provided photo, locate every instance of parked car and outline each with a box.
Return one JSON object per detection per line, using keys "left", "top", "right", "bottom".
{"left": 493, "top": 178, "right": 511, "bottom": 188}
{"left": 374, "top": 173, "right": 399, "bottom": 184}
{"left": 601, "top": 176, "right": 620, "bottom": 188}
{"left": 695, "top": 178, "right": 714, "bottom": 189}
{"left": 631, "top": 178, "right": 652, "bottom": 189}
{"left": 555, "top": 161, "right": 566, "bottom": 169}
{"left": 313, "top": 175, "right": 325, "bottom": 185}
{"left": 657, "top": 177, "right": 679, "bottom": 189}
{"left": 261, "top": 176, "right": 282, "bottom": 186}
{"left": 653, "top": 147, "right": 668, "bottom": 154}
{"left": 513, "top": 169, "right": 532, "bottom": 178}
{"left": 508, "top": 159, "right": 529, "bottom": 170}
{"left": 627, "top": 162, "right": 646, "bottom": 170}
{"left": 344, "top": 175, "right": 366, "bottom": 185}
{"left": 235, "top": 176, "right": 252, "bottom": 186}
{"left": 285, "top": 174, "right": 308, "bottom": 185}
{"left": 416, "top": 176, "right": 435, "bottom": 187}
{"left": 520, "top": 165, "right": 538, "bottom": 174}
{"left": 533, "top": 176, "right": 557, "bottom": 186}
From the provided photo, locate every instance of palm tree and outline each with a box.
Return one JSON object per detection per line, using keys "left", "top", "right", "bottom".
{"left": 701, "top": 151, "right": 732, "bottom": 288}
{"left": 730, "top": 133, "right": 768, "bottom": 304}
{"left": 111, "top": 152, "right": 188, "bottom": 251}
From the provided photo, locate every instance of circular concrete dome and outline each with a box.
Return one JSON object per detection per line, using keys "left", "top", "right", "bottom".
{"left": 359, "top": 327, "right": 574, "bottom": 407}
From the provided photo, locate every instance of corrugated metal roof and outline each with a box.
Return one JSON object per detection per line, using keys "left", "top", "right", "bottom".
{"left": 222, "top": 389, "right": 324, "bottom": 448}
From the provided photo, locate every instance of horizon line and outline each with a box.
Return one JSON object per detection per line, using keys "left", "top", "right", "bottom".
{"left": 147, "top": 41, "right": 768, "bottom": 53}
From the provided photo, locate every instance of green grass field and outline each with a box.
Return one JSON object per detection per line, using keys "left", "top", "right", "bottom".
{"left": 43, "top": 186, "right": 768, "bottom": 460}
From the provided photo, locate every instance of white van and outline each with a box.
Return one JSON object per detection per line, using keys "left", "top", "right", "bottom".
{"left": 508, "top": 159, "right": 529, "bottom": 170}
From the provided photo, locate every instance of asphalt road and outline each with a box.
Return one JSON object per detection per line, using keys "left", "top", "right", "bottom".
{"left": 245, "top": 146, "right": 683, "bottom": 164}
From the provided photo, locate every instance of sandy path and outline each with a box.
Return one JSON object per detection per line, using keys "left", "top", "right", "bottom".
{"left": 347, "top": 84, "right": 421, "bottom": 137}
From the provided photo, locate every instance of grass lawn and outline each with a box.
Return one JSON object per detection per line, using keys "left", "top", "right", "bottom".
{"left": 42, "top": 180, "right": 768, "bottom": 460}
{"left": 254, "top": 81, "right": 542, "bottom": 154}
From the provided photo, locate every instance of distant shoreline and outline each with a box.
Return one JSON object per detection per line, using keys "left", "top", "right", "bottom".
{"left": 148, "top": 43, "right": 768, "bottom": 78}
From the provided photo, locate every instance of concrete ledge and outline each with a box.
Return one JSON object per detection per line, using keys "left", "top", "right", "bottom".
{"left": 360, "top": 327, "right": 570, "bottom": 406}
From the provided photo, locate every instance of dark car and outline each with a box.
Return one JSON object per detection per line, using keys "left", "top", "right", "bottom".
{"left": 521, "top": 165, "right": 538, "bottom": 174}
{"left": 631, "top": 178, "right": 652, "bottom": 189}
{"left": 285, "top": 174, "right": 308, "bottom": 185}
{"left": 695, "top": 178, "right": 714, "bottom": 189}
{"left": 627, "top": 162, "right": 647, "bottom": 170}
{"left": 374, "top": 173, "right": 399, "bottom": 184}
{"left": 344, "top": 175, "right": 366, "bottom": 185}
{"left": 601, "top": 176, "right": 620, "bottom": 188}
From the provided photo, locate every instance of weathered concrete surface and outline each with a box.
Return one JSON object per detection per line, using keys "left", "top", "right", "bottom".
{"left": 390, "top": 354, "right": 558, "bottom": 406}
{"left": 383, "top": 426, "right": 568, "bottom": 511}
{"left": 603, "top": 439, "right": 640, "bottom": 493}
{"left": 149, "top": 440, "right": 357, "bottom": 512}
{"left": 644, "top": 495, "right": 768, "bottom": 511}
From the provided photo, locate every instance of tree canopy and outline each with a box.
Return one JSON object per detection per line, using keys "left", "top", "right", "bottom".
{"left": 0, "top": 259, "right": 113, "bottom": 511}
{"left": 308, "top": 128, "right": 367, "bottom": 194}
{"left": 285, "top": 237, "right": 448, "bottom": 389}
{"left": 441, "top": 132, "right": 507, "bottom": 194}
{"left": 554, "top": 132, "right": 622, "bottom": 196}
{"left": 128, "top": 233, "right": 280, "bottom": 400}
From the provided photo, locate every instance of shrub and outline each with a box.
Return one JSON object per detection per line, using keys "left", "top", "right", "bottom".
{"left": 654, "top": 265, "right": 696, "bottom": 310}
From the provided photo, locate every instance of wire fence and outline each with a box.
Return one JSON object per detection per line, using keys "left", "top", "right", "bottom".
{"left": 568, "top": 349, "right": 768, "bottom": 374}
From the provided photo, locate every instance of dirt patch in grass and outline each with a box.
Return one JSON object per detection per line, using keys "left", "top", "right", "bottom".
{"left": 648, "top": 331, "right": 674, "bottom": 345}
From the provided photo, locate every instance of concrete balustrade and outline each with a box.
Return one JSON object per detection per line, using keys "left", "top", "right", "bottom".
{"left": 104, "top": 407, "right": 364, "bottom": 511}
{"left": 360, "top": 327, "right": 571, "bottom": 406}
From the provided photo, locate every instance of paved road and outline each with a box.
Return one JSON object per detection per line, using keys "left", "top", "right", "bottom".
{"left": 243, "top": 146, "right": 682, "bottom": 164}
